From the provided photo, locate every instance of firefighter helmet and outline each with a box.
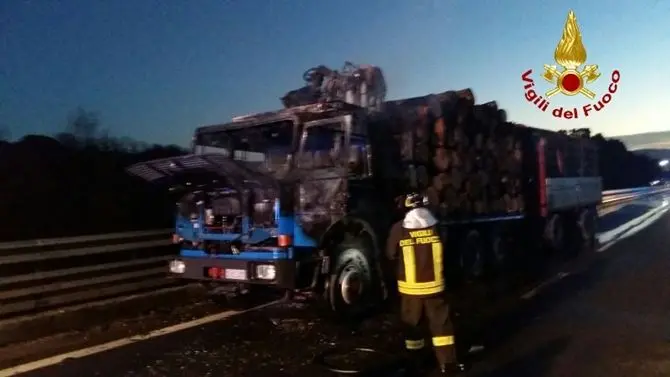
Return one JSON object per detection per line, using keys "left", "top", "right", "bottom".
{"left": 404, "top": 193, "right": 428, "bottom": 209}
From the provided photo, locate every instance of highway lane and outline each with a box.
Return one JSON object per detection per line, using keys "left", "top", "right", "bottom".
{"left": 469, "top": 208, "right": 670, "bottom": 376}
{"left": 8, "top": 208, "right": 670, "bottom": 377}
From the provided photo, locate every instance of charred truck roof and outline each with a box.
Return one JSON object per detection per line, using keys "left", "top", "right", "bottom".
{"left": 193, "top": 101, "right": 366, "bottom": 138}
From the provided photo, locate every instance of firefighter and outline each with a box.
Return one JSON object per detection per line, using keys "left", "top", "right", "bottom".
{"left": 385, "top": 193, "right": 466, "bottom": 375}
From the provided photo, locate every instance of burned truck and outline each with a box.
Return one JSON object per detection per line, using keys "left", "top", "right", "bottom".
{"left": 127, "top": 62, "right": 601, "bottom": 317}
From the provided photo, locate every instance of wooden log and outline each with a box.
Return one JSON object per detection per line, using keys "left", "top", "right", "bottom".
{"left": 449, "top": 169, "right": 463, "bottom": 192}
{"left": 425, "top": 186, "right": 440, "bottom": 210}
{"left": 464, "top": 177, "right": 483, "bottom": 200}
{"left": 454, "top": 127, "right": 467, "bottom": 147}
{"left": 472, "top": 102, "right": 500, "bottom": 129}
{"left": 473, "top": 200, "right": 486, "bottom": 215}
{"left": 474, "top": 133, "right": 484, "bottom": 150}
{"left": 414, "top": 119, "right": 430, "bottom": 143}
{"left": 498, "top": 109, "right": 507, "bottom": 124}
{"left": 416, "top": 143, "right": 431, "bottom": 164}
{"left": 400, "top": 88, "right": 531, "bottom": 218}
{"left": 462, "top": 152, "right": 474, "bottom": 174}
{"left": 456, "top": 88, "right": 475, "bottom": 104}
{"left": 503, "top": 194, "right": 513, "bottom": 212}
{"left": 491, "top": 198, "right": 505, "bottom": 213}
{"left": 442, "top": 187, "right": 458, "bottom": 207}
{"left": 450, "top": 149, "right": 463, "bottom": 169}
{"left": 433, "top": 147, "right": 450, "bottom": 172}
{"left": 399, "top": 132, "right": 412, "bottom": 161}
{"left": 504, "top": 135, "right": 515, "bottom": 152}
{"left": 416, "top": 165, "right": 430, "bottom": 189}
{"left": 434, "top": 117, "right": 446, "bottom": 146}
{"left": 486, "top": 137, "right": 496, "bottom": 153}
{"left": 432, "top": 175, "right": 444, "bottom": 192}
{"left": 438, "top": 202, "right": 449, "bottom": 217}
{"left": 460, "top": 195, "right": 473, "bottom": 213}
{"left": 515, "top": 194, "right": 525, "bottom": 212}
{"left": 454, "top": 91, "right": 475, "bottom": 126}
{"left": 478, "top": 169, "right": 490, "bottom": 188}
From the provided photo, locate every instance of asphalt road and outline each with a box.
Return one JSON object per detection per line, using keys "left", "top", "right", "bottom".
{"left": 598, "top": 199, "right": 662, "bottom": 233}
{"left": 11, "top": 208, "right": 670, "bottom": 377}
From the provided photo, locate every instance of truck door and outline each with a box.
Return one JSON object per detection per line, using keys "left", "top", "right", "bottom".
{"left": 294, "top": 116, "right": 353, "bottom": 240}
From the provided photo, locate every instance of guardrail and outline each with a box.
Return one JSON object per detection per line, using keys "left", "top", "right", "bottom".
{"left": 601, "top": 185, "right": 670, "bottom": 205}
{"left": 0, "top": 186, "right": 667, "bottom": 322}
{"left": 0, "top": 229, "right": 176, "bottom": 320}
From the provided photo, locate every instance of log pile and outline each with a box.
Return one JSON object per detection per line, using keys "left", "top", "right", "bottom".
{"left": 386, "top": 89, "right": 526, "bottom": 218}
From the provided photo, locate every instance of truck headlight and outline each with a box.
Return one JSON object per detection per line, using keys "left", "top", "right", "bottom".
{"left": 169, "top": 260, "right": 186, "bottom": 274}
{"left": 255, "top": 264, "right": 276, "bottom": 280}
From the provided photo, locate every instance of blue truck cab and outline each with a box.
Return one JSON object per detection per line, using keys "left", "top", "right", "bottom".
{"left": 126, "top": 100, "right": 392, "bottom": 316}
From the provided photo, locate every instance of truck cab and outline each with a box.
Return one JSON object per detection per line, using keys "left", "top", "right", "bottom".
{"left": 127, "top": 101, "right": 390, "bottom": 316}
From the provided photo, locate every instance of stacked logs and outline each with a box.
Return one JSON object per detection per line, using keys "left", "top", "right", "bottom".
{"left": 386, "top": 89, "right": 526, "bottom": 218}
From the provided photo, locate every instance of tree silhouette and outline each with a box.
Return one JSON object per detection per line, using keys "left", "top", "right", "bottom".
{"left": 67, "top": 107, "right": 100, "bottom": 144}
{"left": 0, "top": 108, "right": 188, "bottom": 241}
{"left": 573, "top": 129, "right": 662, "bottom": 189}
{"left": 0, "top": 125, "right": 10, "bottom": 141}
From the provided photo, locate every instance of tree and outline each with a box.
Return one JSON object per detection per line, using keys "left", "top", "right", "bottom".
{"left": 0, "top": 125, "right": 10, "bottom": 141}
{"left": 67, "top": 107, "right": 100, "bottom": 143}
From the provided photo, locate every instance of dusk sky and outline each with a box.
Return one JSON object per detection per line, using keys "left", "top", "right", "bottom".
{"left": 2, "top": 0, "right": 669, "bottom": 146}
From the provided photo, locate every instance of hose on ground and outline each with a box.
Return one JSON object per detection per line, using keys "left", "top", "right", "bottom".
{"left": 313, "top": 346, "right": 409, "bottom": 375}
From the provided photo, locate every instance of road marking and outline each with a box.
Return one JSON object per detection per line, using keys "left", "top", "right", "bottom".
{"left": 0, "top": 300, "right": 280, "bottom": 377}
{"left": 0, "top": 285, "right": 199, "bottom": 331}
{"left": 597, "top": 203, "right": 668, "bottom": 246}
{"left": 598, "top": 205, "right": 669, "bottom": 253}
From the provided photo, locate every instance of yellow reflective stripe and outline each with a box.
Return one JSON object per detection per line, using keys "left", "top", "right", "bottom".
{"left": 405, "top": 339, "right": 425, "bottom": 350}
{"left": 398, "top": 280, "right": 444, "bottom": 289}
{"left": 402, "top": 245, "right": 416, "bottom": 283}
{"left": 398, "top": 283, "right": 444, "bottom": 295}
{"left": 398, "top": 236, "right": 444, "bottom": 296}
{"left": 432, "top": 335, "right": 454, "bottom": 347}
{"left": 432, "top": 241, "right": 443, "bottom": 282}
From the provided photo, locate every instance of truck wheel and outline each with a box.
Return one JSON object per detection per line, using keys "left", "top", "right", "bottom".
{"left": 578, "top": 208, "right": 597, "bottom": 253}
{"left": 490, "top": 226, "right": 510, "bottom": 271}
{"left": 545, "top": 214, "right": 565, "bottom": 253}
{"left": 461, "top": 230, "right": 484, "bottom": 281}
{"left": 327, "top": 236, "right": 378, "bottom": 319}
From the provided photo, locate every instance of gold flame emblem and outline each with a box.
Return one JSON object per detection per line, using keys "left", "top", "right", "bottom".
{"left": 542, "top": 10, "right": 601, "bottom": 99}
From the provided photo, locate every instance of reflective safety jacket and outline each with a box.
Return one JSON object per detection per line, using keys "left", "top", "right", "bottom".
{"left": 386, "top": 208, "right": 445, "bottom": 297}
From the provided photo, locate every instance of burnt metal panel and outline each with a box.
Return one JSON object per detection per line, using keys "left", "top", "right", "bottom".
{"left": 126, "top": 153, "right": 279, "bottom": 192}
{"left": 295, "top": 168, "right": 348, "bottom": 240}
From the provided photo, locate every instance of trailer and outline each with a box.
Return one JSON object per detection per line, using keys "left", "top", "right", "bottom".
{"left": 126, "top": 62, "right": 601, "bottom": 318}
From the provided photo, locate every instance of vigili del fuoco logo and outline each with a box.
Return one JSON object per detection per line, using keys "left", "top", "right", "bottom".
{"left": 521, "top": 10, "right": 620, "bottom": 119}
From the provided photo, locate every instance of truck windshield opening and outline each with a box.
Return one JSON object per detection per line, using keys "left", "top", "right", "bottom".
{"left": 297, "top": 126, "right": 345, "bottom": 169}
{"left": 195, "top": 120, "right": 293, "bottom": 176}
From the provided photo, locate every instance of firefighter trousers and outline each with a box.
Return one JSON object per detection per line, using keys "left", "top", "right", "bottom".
{"left": 400, "top": 295, "right": 458, "bottom": 367}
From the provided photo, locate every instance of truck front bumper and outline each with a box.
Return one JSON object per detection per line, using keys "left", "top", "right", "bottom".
{"left": 168, "top": 257, "right": 297, "bottom": 289}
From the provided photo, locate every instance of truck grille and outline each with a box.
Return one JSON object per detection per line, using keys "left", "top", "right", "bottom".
{"left": 203, "top": 215, "right": 242, "bottom": 234}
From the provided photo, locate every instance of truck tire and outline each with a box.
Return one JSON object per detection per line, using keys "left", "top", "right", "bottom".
{"left": 545, "top": 214, "right": 565, "bottom": 253}
{"left": 327, "top": 236, "right": 379, "bottom": 319}
{"left": 578, "top": 207, "right": 597, "bottom": 253}
{"left": 490, "top": 225, "right": 511, "bottom": 272}
{"left": 461, "top": 230, "right": 484, "bottom": 281}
